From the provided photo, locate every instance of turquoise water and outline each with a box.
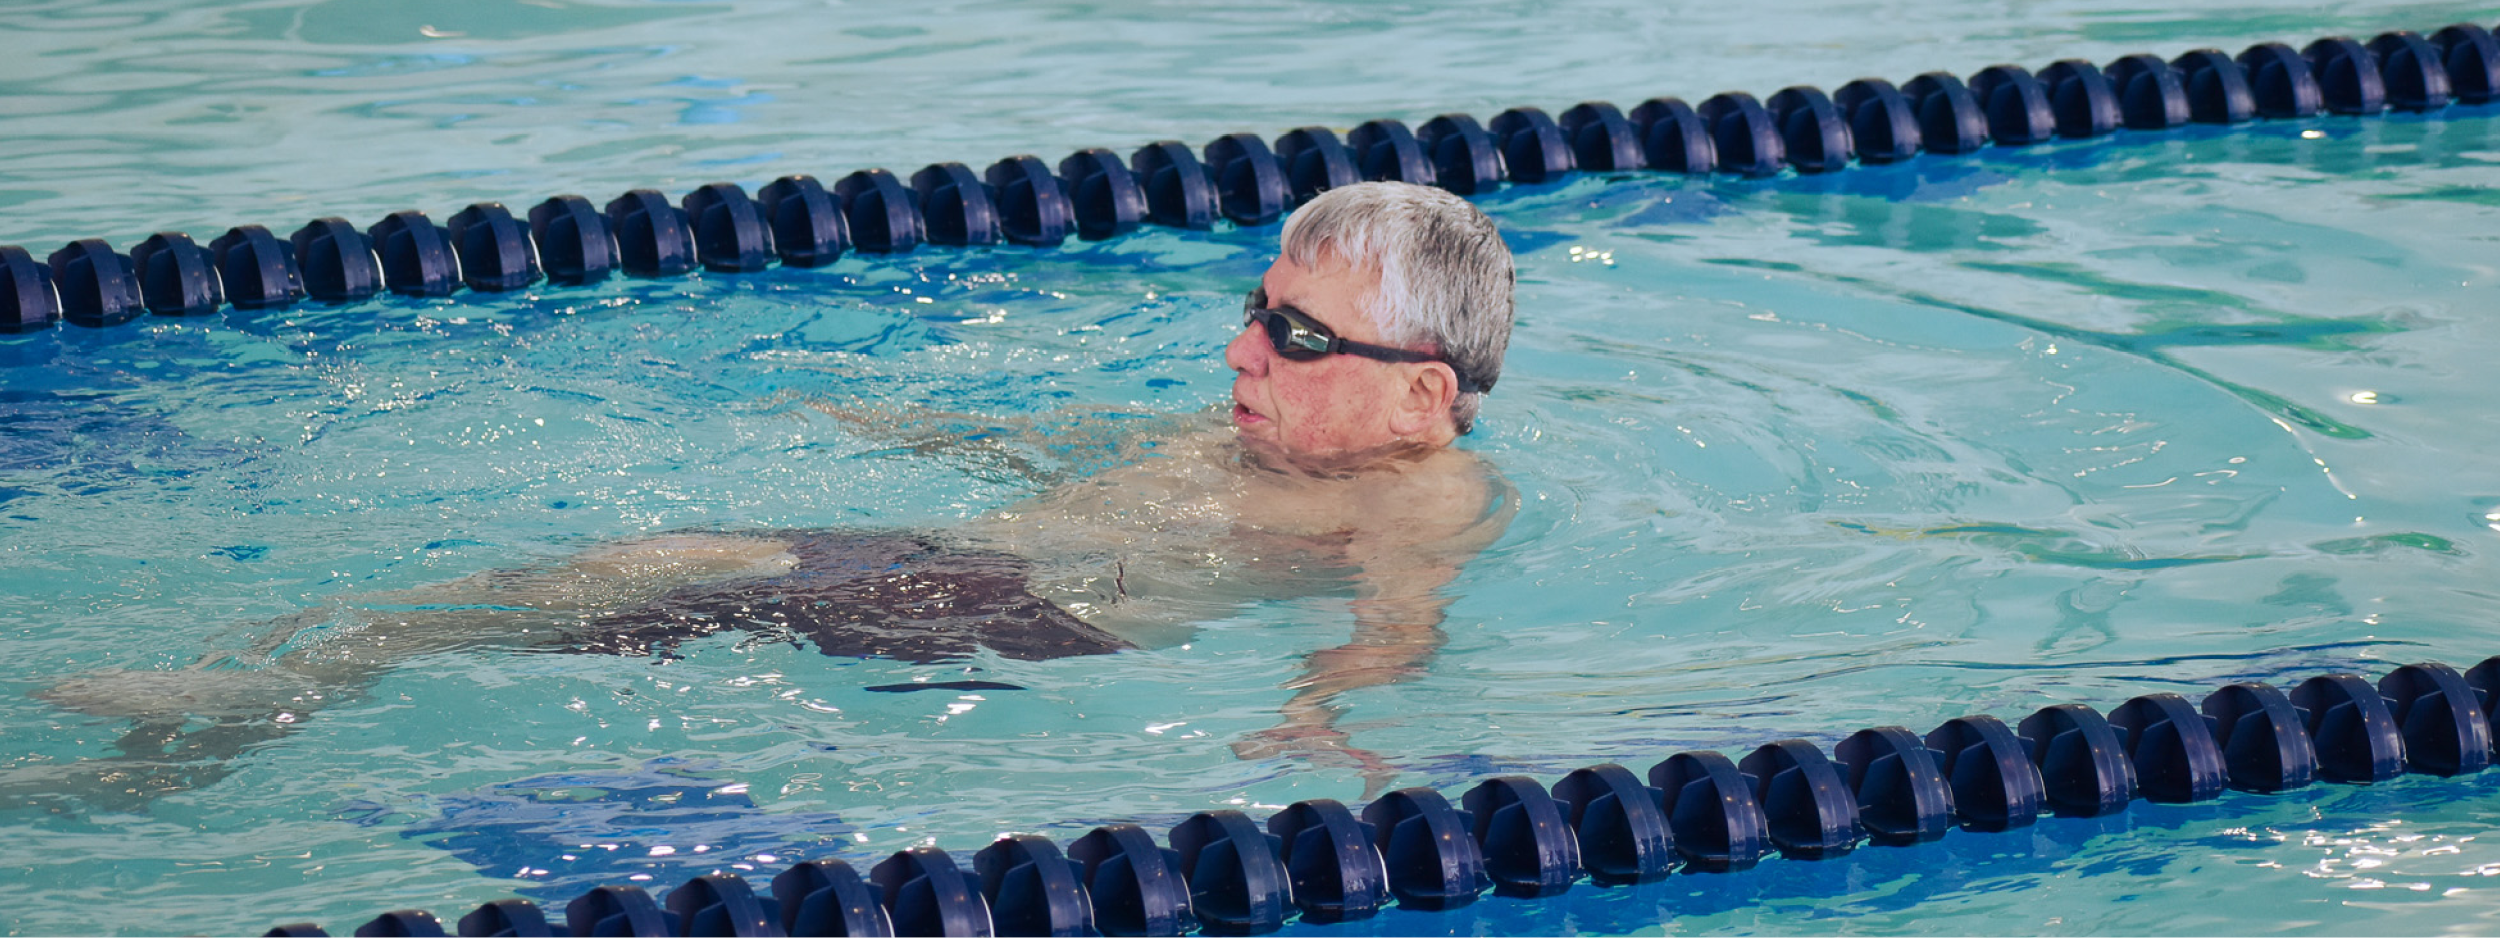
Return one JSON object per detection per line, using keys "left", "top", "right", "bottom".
{"left": 5, "top": 1, "right": 2500, "bottom": 934}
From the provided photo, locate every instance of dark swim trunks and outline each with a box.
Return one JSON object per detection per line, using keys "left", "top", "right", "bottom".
{"left": 575, "top": 532, "right": 1132, "bottom": 664}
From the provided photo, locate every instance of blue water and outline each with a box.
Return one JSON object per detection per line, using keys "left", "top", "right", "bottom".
{"left": 6, "top": 1, "right": 2500, "bottom": 935}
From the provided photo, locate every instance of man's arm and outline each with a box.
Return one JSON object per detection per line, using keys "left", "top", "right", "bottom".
{"left": 801, "top": 396, "right": 1190, "bottom": 488}
{"left": 1231, "top": 471, "right": 1515, "bottom": 797}
{"left": 1231, "top": 558, "right": 1458, "bottom": 798}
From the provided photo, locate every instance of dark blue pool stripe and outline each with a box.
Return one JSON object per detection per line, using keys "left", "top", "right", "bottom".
{"left": 6, "top": 22, "right": 2499, "bottom": 335}
{"left": 262, "top": 655, "right": 2500, "bottom": 937}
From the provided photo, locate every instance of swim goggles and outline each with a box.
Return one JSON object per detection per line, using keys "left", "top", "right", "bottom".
{"left": 1241, "top": 287, "right": 1488, "bottom": 393}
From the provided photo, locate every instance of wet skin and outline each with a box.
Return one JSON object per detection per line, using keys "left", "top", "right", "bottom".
{"left": 32, "top": 250, "right": 1510, "bottom": 804}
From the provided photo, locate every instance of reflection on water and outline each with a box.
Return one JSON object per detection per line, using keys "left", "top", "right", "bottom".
{"left": 378, "top": 760, "right": 856, "bottom": 899}
{"left": 5, "top": 0, "right": 2500, "bottom": 934}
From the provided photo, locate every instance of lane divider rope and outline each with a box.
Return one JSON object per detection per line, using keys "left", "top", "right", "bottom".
{"left": 5, "top": 24, "right": 2497, "bottom": 334}
{"left": 262, "top": 655, "right": 2500, "bottom": 936}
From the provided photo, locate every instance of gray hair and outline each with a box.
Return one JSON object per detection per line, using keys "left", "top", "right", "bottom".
{"left": 1278, "top": 181, "right": 1514, "bottom": 435}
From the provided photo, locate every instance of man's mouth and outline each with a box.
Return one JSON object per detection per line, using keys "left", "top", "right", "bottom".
{"left": 1232, "top": 401, "right": 1265, "bottom": 425}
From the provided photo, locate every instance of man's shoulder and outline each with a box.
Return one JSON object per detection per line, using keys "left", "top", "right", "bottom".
{"left": 1348, "top": 448, "right": 1506, "bottom": 535}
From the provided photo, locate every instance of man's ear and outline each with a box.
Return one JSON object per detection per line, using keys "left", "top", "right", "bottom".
{"left": 1390, "top": 362, "right": 1459, "bottom": 438}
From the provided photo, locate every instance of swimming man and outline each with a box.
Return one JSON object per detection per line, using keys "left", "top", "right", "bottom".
{"left": 35, "top": 180, "right": 1517, "bottom": 803}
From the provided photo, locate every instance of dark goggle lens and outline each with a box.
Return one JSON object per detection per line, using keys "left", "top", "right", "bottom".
{"left": 1269, "top": 315, "right": 1333, "bottom": 359}
{"left": 1245, "top": 292, "right": 1332, "bottom": 360}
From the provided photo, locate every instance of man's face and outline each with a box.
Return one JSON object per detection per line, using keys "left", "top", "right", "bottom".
{"left": 1226, "top": 252, "right": 1421, "bottom": 462}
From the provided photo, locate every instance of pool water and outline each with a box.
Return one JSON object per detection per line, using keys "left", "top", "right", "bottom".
{"left": 5, "top": 1, "right": 2500, "bottom": 935}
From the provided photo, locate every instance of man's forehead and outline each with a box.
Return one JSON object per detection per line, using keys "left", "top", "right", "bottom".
{"left": 1265, "top": 251, "right": 1377, "bottom": 303}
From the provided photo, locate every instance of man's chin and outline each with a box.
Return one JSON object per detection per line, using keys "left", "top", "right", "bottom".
{"left": 1230, "top": 422, "right": 1316, "bottom": 470}
{"left": 1230, "top": 420, "right": 1280, "bottom": 453}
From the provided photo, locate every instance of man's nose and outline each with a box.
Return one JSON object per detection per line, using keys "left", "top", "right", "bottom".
{"left": 1224, "top": 320, "right": 1269, "bottom": 375}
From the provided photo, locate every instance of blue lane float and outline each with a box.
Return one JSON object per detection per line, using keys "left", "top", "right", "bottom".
{"left": 367, "top": 210, "right": 459, "bottom": 299}
{"left": 12, "top": 22, "right": 2498, "bottom": 335}
{"left": 1548, "top": 764, "right": 1673, "bottom": 884}
{"left": 1460, "top": 776, "right": 1579, "bottom": 898}
{"left": 1924, "top": 714, "right": 2045, "bottom": 832}
{"left": 1968, "top": 65, "right": 2058, "bottom": 144}
{"left": 1555, "top": 103, "right": 1644, "bottom": 173}
{"left": 212, "top": 224, "right": 308, "bottom": 309}
{"left": 1648, "top": 749, "right": 1769, "bottom": 872}
{"left": 1833, "top": 726, "right": 1951, "bottom": 845}
{"left": 1831, "top": 79, "right": 1915, "bottom": 163}
{"left": 771, "top": 860, "right": 887, "bottom": 938}
{"left": 45, "top": 239, "right": 141, "bottom": 327}
{"left": 1271, "top": 128, "right": 1360, "bottom": 207}
{"left": 977, "top": 834, "right": 1091, "bottom": 937}
{"left": 130, "top": 231, "right": 220, "bottom": 317}
{"left": 259, "top": 655, "right": 2500, "bottom": 937}
{"left": 1267, "top": 798, "right": 1387, "bottom": 922}
{"left": 2039, "top": 59, "right": 2123, "bottom": 137}
{"left": 292, "top": 218, "right": 384, "bottom": 302}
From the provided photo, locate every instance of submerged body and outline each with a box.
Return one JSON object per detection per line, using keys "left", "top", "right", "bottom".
{"left": 578, "top": 531, "right": 1131, "bottom": 664}
{"left": 31, "top": 415, "right": 1509, "bottom": 807}
{"left": 30, "top": 181, "right": 1519, "bottom": 805}
{"left": 460, "top": 410, "right": 1505, "bottom": 668}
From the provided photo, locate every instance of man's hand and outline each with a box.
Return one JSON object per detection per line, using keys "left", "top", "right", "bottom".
{"left": 1230, "top": 723, "right": 1402, "bottom": 801}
